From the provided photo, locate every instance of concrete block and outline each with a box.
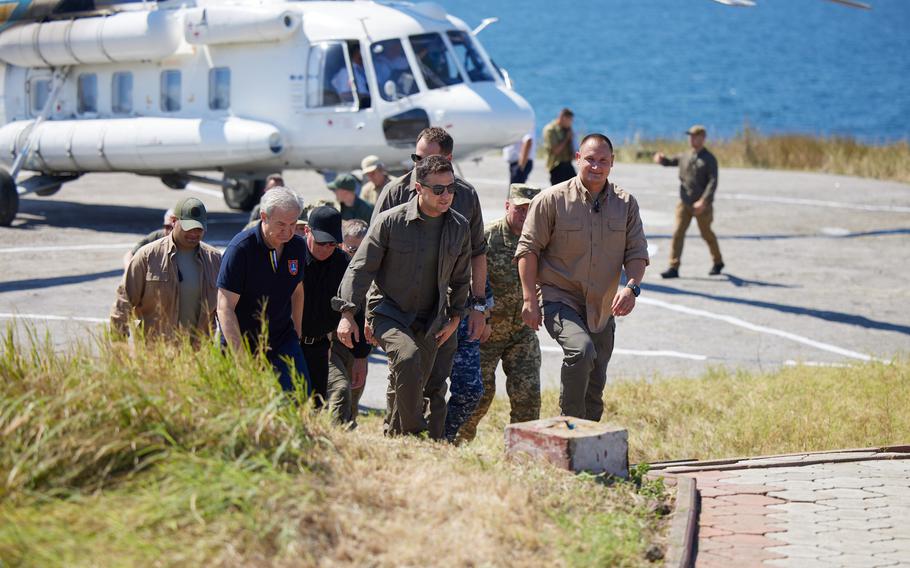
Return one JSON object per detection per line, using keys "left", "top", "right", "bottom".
{"left": 504, "top": 416, "right": 628, "bottom": 477}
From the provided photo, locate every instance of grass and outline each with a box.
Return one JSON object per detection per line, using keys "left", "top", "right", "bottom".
{"left": 0, "top": 327, "right": 668, "bottom": 567}
{"left": 614, "top": 129, "right": 910, "bottom": 184}
{"left": 473, "top": 359, "right": 909, "bottom": 465}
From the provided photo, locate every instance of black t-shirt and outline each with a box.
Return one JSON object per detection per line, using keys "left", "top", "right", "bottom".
{"left": 217, "top": 225, "right": 306, "bottom": 351}
{"left": 301, "top": 246, "right": 349, "bottom": 338}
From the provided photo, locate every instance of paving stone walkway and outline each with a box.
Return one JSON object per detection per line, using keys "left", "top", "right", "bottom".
{"left": 659, "top": 449, "right": 910, "bottom": 567}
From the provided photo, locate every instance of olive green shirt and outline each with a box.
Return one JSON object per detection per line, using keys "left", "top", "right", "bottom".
{"left": 340, "top": 197, "right": 374, "bottom": 224}
{"left": 541, "top": 119, "right": 574, "bottom": 171}
{"left": 659, "top": 147, "right": 719, "bottom": 205}
{"left": 175, "top": 248, "right": 202, "bottom": 328}
{"left": 414, "top": 211, "right": 445, "bottom": 324}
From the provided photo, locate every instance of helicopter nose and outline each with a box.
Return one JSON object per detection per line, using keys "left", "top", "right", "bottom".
{"left": 425, "top": 83, "right": 534, "bottom": 154}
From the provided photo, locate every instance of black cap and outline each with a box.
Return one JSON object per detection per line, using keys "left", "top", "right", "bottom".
{"left": 307, "top": 206, "right": 342, "bottom": 244}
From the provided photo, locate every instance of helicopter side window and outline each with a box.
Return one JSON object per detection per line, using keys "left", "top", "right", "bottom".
{"left": 446, "top": 31, "right": 494, "bottom": 83}
{"left": 77, "top": 73, "right": 98, "bottom": 114}
{"left": 409, "top": 33, "right": 463, "bottom": 90}
{"left": 208, "top": 67, "right": 230, "bottom": 110}
{"left": 29, "top": 78, "right": 51, "bottom": 116}
{"left": 112, "top": 72, "right": 133, "bottom": 114}
{"left": 160, "top": 70, "right": 181, "bottom": 112}
{"left": 371, "top": 39, "right": 418, "bottom": 101}
{"left": 307, "top": 41, "right": 367, "bottom": 110}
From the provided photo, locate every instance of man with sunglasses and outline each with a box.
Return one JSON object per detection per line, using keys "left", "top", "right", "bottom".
{"left": 335, "top": 155, "right": 472, "bottom": 437}
{"left": 371, "top": 126, "right": 487, "bottom": 440}
{"left": 516, "top": 134, "right": 649, "bottom": 421}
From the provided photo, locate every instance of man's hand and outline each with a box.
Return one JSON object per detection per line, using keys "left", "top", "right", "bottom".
{"left": 467, "top": 309, "right": 485, "bottom": 341}
{"left": 521, "top": 299, "right": 542, "bottom": 331}
{"left": 336, "top": 311, "right": 359, "bottom": 349}
{"left": 693, "top": 198, "right": 707, "bottom": 215}
{"left": 351, "top": 357, "right": 368, "bottom": 390}
{"left": 480, "top": 322, "right": 493, "bottom": 344}
{"left": 364, "top": 321, "right": 377, "bottom": 346}
{"left": 611, "top": 288, "right": 636, "bottom": 317}
{"left": 653, "top": 152, "right": 665, "bottom": 164}
{"left": 435, "top": 316, "right": 460, "bottom": 346}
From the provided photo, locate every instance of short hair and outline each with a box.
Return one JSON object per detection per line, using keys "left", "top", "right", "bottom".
{"left": 266, "top": 174, "right": 285, "bottom": 187}
{"left": 579, "top": 133, "right": 614, "bottom": 154}
{"left": 415, "top": 154, "right": 454, "bottom": 182}
{"left": 416, "top": 127, "right": 454, "bottom": 156}
{"left": 260, "top": 186, "right": 302, "bottom": 218}
{"left": 342, "top": 218, "right": 368, "bottom": 240}
{"left": 559, "top": 107, "right": 574, "bottom": 118}
{"left": 163, "top": 208, "right": 176, "bottom": 223}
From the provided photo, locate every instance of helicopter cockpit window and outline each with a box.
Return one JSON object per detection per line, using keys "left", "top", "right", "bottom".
{"left": 112, "top": 72, "right": 133, "bottom": 114}
{"left": 409, "top": 33, "right": 463, "bottom": 89}
{"left": 77, "top": 73, "right": 98, "bottom": 114}
{"left": 371, "top": 39, "right": 418, "bottom": 101}
{"left": 307, "top": 41, "right": 370, "bottom": 109}
{"left": 208, "top": 67, "right": 230, "bottom": 110}
{"left": 160, "top": 70, "right": 181, "bottom": 112}
{"left": 446, "top": 31, "right": 494, "bottom": 83}
{"left": 30, "top": 78, "right": 50, "bottom": 116}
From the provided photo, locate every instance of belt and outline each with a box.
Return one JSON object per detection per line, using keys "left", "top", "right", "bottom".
{"left": 301, "top": 334, "right": 329, "bottom": 345}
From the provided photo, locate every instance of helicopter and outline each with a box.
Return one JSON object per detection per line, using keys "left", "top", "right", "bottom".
{"left": 0, "top": 0, "right": 536, "bottom": 225}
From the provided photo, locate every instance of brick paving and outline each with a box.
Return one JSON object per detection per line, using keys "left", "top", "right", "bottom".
{"left": 659, "top": 450, "right": 910, "bottom": 567}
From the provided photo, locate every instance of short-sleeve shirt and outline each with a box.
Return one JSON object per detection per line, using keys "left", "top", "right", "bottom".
{"left": 217, "top": 225, "right": 306, "bottom": 351}
{"left": 515, "top": 177, "right": 650, "bottom": 333}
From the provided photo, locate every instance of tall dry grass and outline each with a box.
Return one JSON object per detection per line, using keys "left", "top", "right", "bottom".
{"left": 0, "top": 327, "right": 668, "bottom": 567}
{"left": 616, "top": 129, "right": 910, "bottom": 183}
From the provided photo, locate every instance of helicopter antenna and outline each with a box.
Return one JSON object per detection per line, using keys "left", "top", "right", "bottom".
{"left": 472, "top": 17, "right": 498, "bottom": 35}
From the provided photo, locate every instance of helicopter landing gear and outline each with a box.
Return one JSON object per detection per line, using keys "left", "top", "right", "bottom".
{"left": 0, "top": 169, "right": 18, "bottom": 227}
{"left": 160, "top": 174, "right": 189, "bottom": 190}
{"left": 222, "top": 177, "right": 265, "bottom": 212}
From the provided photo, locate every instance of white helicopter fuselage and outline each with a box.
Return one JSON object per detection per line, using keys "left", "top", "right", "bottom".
{"left": 0, "top": 0, "right": 534, "bottom": 215}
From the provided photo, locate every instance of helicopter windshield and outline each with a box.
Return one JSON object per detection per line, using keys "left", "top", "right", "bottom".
{"left": 409, "top": 32, "right": 463, "bottom": 89}
{"left": 446, "top": 31, "right": 494, "bottom": 83}
{"left": 371, "top": 39, "right": 419, "bottom": 101}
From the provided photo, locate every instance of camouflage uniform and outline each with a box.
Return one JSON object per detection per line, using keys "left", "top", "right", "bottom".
{"left": 458, "top": 187, "right": 542, "bottom": 442}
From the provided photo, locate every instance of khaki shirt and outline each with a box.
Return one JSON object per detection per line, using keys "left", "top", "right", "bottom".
{"left": 371, "top": 169, "right": 486, "bottom": 258}
{"left": 515, "top": 177, "right": 649, "bottom": 333}
{"left": 485, "top": 217, "right": 528, "bottom": 341}
{"left": 333, "top": 198, "right": 472, "bottom": 338}
{"left": 111, "top": 235, "right": 222, "bottom": 338}
{"left": 359, "top": 178, "right": 385, "bottom": 205}
{"left": 659, "top": 147, "right": 719, "bottom": 205}
{"left": 541, "top": 119, "right": 574, "bottom": 171}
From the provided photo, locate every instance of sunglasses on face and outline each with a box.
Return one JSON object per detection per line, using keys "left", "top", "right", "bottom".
{"left": 342, "top": 244, "right": 358, "bottom": 254}
{"left": 417, "top": 179, "right": 457, "bottom": 196}
{"left": 410, "top": 153, "right": 423, "bottom": 163}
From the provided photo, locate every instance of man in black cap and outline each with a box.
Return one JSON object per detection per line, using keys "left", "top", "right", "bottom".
{"left": 299, "top": 206, "right": 368, "bottom": 413}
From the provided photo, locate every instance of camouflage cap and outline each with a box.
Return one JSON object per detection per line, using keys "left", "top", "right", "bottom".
{"left": 509, "top": 183, "right": 542, "bottom": 206}
{"left": 327, "top": 173, "right": 358, "bottom": 192}
{"left": 174, "top": 197, "right": 207, "bottom": 231}
{"left": 686, "top": 124, "right": 707, "bottom": 136}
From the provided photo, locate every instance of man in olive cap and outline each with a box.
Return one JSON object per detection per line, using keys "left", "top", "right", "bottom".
{"left": 111, "top": 197, "right": 222, "bottom": 340}
{"left": 458, "top": 184, "right": 543, "bottom": 443}
{"left": 328, "top": 174, "right": 373, "bottom": 223}
{"left": 359, "top": 155, "right": 389, "bottom": 205}
{"left": 653, "top": 124, "right": 724, "bottom": 278}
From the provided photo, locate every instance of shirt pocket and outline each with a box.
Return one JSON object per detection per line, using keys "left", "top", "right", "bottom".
{"left": 388, "top": 234, "right": 414, "bottom": 254}
{"left": 607, "top": 217, "right": 625, "bottom": 232}
{"left": 555, "top": 219, "right": 582, "bottom": 244}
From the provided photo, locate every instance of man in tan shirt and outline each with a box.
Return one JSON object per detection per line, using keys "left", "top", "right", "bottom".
{"left": 111, "top": 197, "right": 222, "bottom": 340}
{"left": 515, "top": 134, "right": 649, "bottom": 420}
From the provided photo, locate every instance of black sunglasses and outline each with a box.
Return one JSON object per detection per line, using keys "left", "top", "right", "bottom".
{"left": 417, "top": 179, "right": 457, "bottom": 196}
{"left": 410, "top": 153, "right": 423, "bottom": 163}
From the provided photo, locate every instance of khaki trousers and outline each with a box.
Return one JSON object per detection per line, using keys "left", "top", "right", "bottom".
{"left": 670, "top": 202, "right": 723, "bottom": 269}
{"left": 373, "top": 315, "right": 439, "bottom": 436}
{"left": 326, "top": 339, "right": 354, "bottom": 425}
{"left": 543, "top": 302, "right": 615, "bottom": 421}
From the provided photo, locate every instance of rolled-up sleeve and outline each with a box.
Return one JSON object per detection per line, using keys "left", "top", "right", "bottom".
{"left": 514, "top": 193, "right": 554, "bottom": 261}
{"left": 333, "top": 216, "right": 388, "bottom": 314}
{"left": 110, "top": 253, "right": 146, "bottom": 336}
{"left": 624, "top": 195, "right": 650, "bottom": 265}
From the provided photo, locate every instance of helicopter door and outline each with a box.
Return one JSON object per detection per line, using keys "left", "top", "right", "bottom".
{"left": 306, "top": 41, "right": 371, "bottom": 111}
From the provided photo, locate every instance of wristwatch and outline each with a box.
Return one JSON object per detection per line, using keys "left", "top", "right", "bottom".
{"left": 471, "top": 296, "right": 486, "bottom": 312}
{"left": 626, "top": 282, "right": 641, "bottom": 297}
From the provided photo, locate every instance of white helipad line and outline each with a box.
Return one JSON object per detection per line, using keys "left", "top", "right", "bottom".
{"left": 541, "top": 345, "right": 707, "bottom": 361}
{"left": 0, "top": 313, "right": 107, "bottom": 324}
{"left": 784, "top": 360, "right": 850, "bottom": 368}
{"left": 185, "top": 183, "right": 224, "bottom": 199}
{"left": 637, "top": 296, "right": 874, "bottom": 361}
{"left": 631, "top": 187, "right": 910, "bottom": 214}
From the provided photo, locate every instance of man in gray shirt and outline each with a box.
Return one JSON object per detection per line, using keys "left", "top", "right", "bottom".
{"left": 334, "top": 156, "right": 471, "bottom": 436}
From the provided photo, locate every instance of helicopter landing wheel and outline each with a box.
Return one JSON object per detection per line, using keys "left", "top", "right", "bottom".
{"left": 0, "top": 170, "right": 18, "bottom": 227}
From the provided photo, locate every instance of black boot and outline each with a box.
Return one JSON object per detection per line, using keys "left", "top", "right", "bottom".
{"left": 660, "top": 267, "right": 679, "bottom": 279}
{"left": 709, "top": 262, "right": 725, "bottom": 276}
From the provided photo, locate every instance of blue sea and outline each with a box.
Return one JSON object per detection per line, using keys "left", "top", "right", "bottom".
{"left": 437, "top": 0, "right": 910, "bottom": 143}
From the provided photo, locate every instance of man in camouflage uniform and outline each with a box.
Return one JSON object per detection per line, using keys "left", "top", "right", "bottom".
{"left": 457, "top": 184, "right": 543, "bottom": 443}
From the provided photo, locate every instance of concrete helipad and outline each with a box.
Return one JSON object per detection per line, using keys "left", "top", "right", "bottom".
{"left": 0, "top": 156, "right": 908, "bottom": 410}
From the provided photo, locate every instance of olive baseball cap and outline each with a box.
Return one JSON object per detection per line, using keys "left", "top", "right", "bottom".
{"left": 361, "top": 155, "right": 382, "bottom": 174}
{"left": 327, "top": 174, "right": 358, "bottom": 192}
{"left": 307, "top": 205, "right": 343, "bottom": 244}
{"left": 509, "top": 183, "right": 541, "bottom": 206}
{"left": 686, "top": 124, "right": 707, "bottom": 136}
{"left": 174, "top": 197, "right": 207, "bottom": 231}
